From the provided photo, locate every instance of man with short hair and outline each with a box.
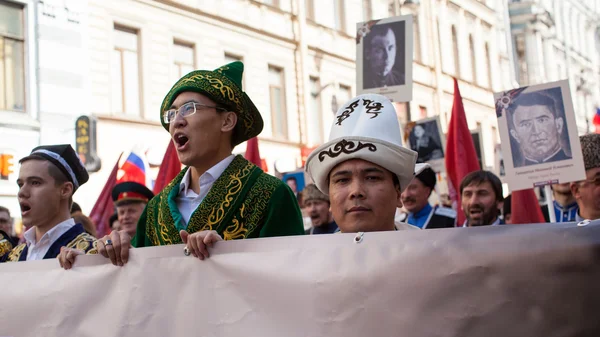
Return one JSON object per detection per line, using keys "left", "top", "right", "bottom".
{"left": 1, "top": 145, "right": 96, "bottom": 262}
{"left": 401, "top": 167, "right": 456, "bottom": 229}
{"left": 541, "top": 183, "right": 578, "bottom": 223}
{"left": 460, "top": 170, "right": 504, "bottom": 227}
{"left": 0, "top": 206, "right": 18, "bottom": 244}
{"left": 305, "top": 93, "right": 424, "bottom": 233}
{"left": 111, "top": 181, "right": 154, "bottom": 238}
{"left": 59, "top": 61, "right": 304, "bottom": 268}
{"left": 571, "top": 134, "right": 600, "bottom": 222}
{"left": 302, "top": 184, "right": 337, "bottom": 235}
{"left": 363, "top": 24, "right": 404, "bottom": 89}
{"left": 507, "top": 91, "right": 571, "bottom": 167}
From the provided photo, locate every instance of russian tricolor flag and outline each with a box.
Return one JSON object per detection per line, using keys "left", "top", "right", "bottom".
{"left": 117, "top": 151, "right": 148, "bottom": 186}
{"left": 593, "top": 107, "right": 600, "bottom": 134}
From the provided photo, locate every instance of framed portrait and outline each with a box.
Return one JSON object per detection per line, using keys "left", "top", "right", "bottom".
{"left": 404, "top": 116, "right": 446, "bottom": 173}
{"left": 356, "top": 15, "right": 413, "bottom": 103}
{"left": 494, "top": 80, "right": 586, "bottom": 191}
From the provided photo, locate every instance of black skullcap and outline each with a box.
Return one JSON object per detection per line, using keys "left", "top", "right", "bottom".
{"left": 415, "top": 167, "right": 436, "bottom": 189}
{"left": 23, "top": 144, "right": 89, "bottom": 191}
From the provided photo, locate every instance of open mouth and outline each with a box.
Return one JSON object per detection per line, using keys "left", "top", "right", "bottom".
{"left": 20, "top": 203, "right": 31, "bottom": 216}
{"left": 469, "top": 209, "right": 483, "bottom": 217}
{"left": 174, "top": 133, "right": 189, "bottom": 148}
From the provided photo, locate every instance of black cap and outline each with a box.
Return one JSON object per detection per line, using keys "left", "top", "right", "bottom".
{"left": 415, "top": 167, "right": 436, "bottom": 189}
{"left": 112, "top": 182, "right": 154, "bottom": 206}
{"left": 23, "top": 144, "right": 89, "bottom": 191}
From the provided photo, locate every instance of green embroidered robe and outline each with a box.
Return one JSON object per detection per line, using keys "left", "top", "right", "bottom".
{"left": 132, "top": 155, "right": 304, "bottom": 247}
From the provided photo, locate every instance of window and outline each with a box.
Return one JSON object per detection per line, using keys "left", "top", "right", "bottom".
{"left": 305, "top": 0, "right": 315, "bottom": 20}
{"left": 419, "top": 106, "right": 427, "bottom": 119}
{"left": 484, "top": 43, "right": 492, "bottom": 88}
{"left": 469, "top": 35, "right": 476, "bottom": 83}
{"left": 451, "top": 26, "right": 460, "bottom": 77}
{"left": 333, "top": 0, "right": 345, "bottom": 32}
{"left": 338, "top": 84, "right": 352, "bottom": 106}
{"left": 0, "top": 2, "right": 25, "bottom": 112}
{"left": 263, "top": 0, "right": 279, "bottom": 7}
{"left": 173, "top": 41, "right": 194, "bottom": 81}
{"left": 362, "top": 0, "right": 372, "bottom": 22}
{"left": 307, "top": 77, "right": 322, "bottom": 145}
{"left": 112, "top": 25, "right": 141, "bottom": 116}
{"left": 414, "top": 15, "right": 421, "bottom": 61}
{"left": 268, "top": 66, "right": 287, "bottom": 139}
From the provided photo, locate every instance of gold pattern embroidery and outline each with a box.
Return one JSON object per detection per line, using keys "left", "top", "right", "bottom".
{"left": 0, "top": 237, "right": 13, "bottom": 257}
{"left": 7, "top": 243, "right": 26, "bottom": 262}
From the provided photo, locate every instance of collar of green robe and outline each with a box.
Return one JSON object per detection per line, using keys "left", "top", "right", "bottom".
{"left": 160, "top": 61, "right": 263, "bottom": 147}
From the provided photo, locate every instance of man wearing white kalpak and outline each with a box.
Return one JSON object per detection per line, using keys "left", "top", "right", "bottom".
{"left": 305, "top": 94, "right": 427, "bottom": 232}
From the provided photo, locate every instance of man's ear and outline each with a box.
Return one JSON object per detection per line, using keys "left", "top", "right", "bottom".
{"left": 555, "top": 117, "right": 564, "bottom": 134}
{"left": 395, "top": 185, "right": 403, "bottom": 208}
{"left": 221, "top": 111, "right": 237, "bottom": 133}
{"left": 510, "top": 129, "right": 520, "bottom": 143}
{"left": 570, "top": 181, "right": 580, "bottom": 201}
{"left": 61, "top": 182, "right": 74, "bottom": 202}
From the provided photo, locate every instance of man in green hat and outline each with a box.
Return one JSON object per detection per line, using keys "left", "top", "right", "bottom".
{"left": 59, "top": 62, "right": 304, "bottom": 267}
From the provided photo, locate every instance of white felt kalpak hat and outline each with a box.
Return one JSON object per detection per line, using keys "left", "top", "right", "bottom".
{"left": 305, "top": 93, "right": 427, "bottom": 194}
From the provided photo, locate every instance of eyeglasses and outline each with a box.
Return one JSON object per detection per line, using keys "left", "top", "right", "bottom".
{"left": 580, "top": 176, "right": 600, "bottom": 186}
{"left": 162, "top": 102, "right": 226, "bottom": 124}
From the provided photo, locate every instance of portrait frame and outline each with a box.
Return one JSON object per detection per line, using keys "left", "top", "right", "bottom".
{"left": 356, "top": 15, "right": 413, "bottom": 103}
{"left": 404, "top": 116, "right": 446, "bottom": 173}
{"left": 494, "top": 80, "right": 586, "bottom": 191}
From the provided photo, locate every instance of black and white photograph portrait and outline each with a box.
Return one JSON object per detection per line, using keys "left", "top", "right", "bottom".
{"left": 494, "top": 80, "right": 586, "bottom": 191}
{"left": 406, "top": 116, "right": 445, "bottom": 172}
{"left": 356, "top": 15, "right": 413, "bottom": 102}
{"left": 505, "top": 87, "right": 571, "bottom": 168}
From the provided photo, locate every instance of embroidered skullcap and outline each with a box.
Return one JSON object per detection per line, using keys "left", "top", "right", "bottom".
{"left": 22, "top": 144, "right": 88, "bottom": 191}
{"left": 580, "top": 133, "right": 600, "bottom": 171}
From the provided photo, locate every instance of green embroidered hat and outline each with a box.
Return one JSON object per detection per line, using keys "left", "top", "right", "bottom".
{"left": 160, "top": 61, "right": 263, "bottom": 147}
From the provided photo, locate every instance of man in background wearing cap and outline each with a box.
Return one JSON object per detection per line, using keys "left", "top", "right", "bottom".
{"left": 87, "top": 62, "right": 303, "bottom": 266}
{"left": 111, "top": 181, "right": 154, "bottom": 238}
{"left": 401, "top": 167, "right": 456, "bottom": 229}
{"left": 571, "top": 134, "right": 600, "bottom": 222}
{"left": 1, "top": 145, "right": 96, "bottom": 262}
{"left": 306, "top": 93, "right": 424, "bottom": 233}
{"left": 303, "top": 184, "right": 337, "bottom": 235}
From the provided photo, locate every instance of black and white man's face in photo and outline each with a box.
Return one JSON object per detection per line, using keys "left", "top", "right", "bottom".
{"left": 366, "top": 28, "right": 396, "bottom": 77}
{"left": 510, "top": 104, "right": 563, "bottom": 162}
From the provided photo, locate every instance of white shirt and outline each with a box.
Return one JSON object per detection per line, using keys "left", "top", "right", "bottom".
{"left": 24, "top": 218, "right": 76, "bottom": 261}
{"left": 176, "top": 155, "right": 236, "bottom": 225}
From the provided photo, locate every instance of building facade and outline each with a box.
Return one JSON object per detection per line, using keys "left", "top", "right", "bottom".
{"left": 0, "top": 0, "right": 517, "bottom": 214}
{"left": 0, "top": 0, "right": 39, "bottom": 217}
{"left": 509, "top": 0, "right": 600, "bottom": 134}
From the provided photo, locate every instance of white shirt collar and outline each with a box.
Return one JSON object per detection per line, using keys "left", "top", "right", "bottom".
{"left": 24, "top": 218, "right": 76, "bottom": 247}
{"left": 179, "top": 154, "right": 236, "bottom": 195}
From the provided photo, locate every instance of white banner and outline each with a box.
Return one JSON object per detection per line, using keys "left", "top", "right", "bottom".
{"left": 1, "top": 222, "right": 600, "bottom": 337}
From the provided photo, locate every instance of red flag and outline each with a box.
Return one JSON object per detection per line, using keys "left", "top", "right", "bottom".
{"left": 244, "top": 137, "right": 262, "bottom": 169}
{"left": 153, "top": 140, "right": 181, "bottom": 194}
{"left": 510, "top": 189, "right": 545, "bottom": 224}
{"left": 445, "top": 78, "right": 481, "bottom": 227}
{"left": 90, "top": 153, "right": 123, "bottom": 237}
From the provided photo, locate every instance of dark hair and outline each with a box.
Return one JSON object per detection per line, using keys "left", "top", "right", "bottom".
{"left": 365, "top": 24, "right": 395, "bottom": 47}
{"left": 71, "top": 202, "right": 82, "bottom": 214}
{"left": 459, "top": 170, "right": 504, "bottom": 202}
{"left": 19, "top": 156, "right": 74, "bottom": 207}
{"left": 0, "top": 205, "right": 9, "bottom": 217}
{"left": 507, "top": 91, "right": 559, "bottom": 129}
{"left": 285, "top": 176, "right": 297, "bottom": 183}
{"left": 503, "top": 194, "right": 511, "bottom": 216}
{"left": 71, "top": 211, "right": 97, "bottom": 238}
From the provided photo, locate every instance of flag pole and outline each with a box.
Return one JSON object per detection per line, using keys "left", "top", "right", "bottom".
{"left": 544, "top": 185, "right": 557, "bottom": 223}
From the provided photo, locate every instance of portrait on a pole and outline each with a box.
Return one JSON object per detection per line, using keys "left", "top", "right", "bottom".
{"left": 494, "top": 80, "right": 586, "bottom": 191}
{"left": 404, "top": 116, "right": 445, "bottom": 173}
{"left": 356, "top": 15, "right": 413, "bottom": 102}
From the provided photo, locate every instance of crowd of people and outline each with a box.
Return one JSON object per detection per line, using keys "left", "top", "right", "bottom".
{"left": 0, "top": 60, "right": 599, "bottom": 268}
